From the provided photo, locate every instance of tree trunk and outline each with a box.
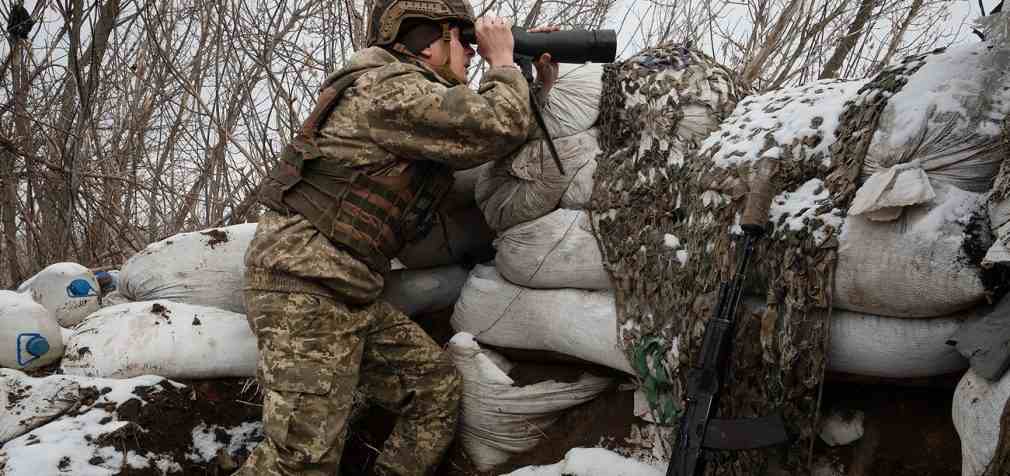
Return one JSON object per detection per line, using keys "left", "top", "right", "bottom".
{"left": 819, "top": 0, "right": 879, "bottom": 79}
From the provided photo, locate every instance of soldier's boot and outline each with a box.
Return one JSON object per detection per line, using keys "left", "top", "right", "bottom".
{"left": 360, "top": 302, "right": 463, "bottom": 476}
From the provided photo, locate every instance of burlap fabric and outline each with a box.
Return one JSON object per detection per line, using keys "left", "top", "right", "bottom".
{"left": 591, "top": 44, "right": 931, "bottom": 474}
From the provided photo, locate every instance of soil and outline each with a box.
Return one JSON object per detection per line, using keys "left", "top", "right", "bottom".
{"left": 90, "top": 377, "right": 264, "bottom": 476}
{"left": 201, "top": 229, "right": 230, "bottom": 249}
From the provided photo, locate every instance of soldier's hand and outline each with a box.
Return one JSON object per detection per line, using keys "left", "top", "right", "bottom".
{"left": 475, "top": 16, "right": 515, "bottom": 68}
{"left": 528, "top": 26, "right": 561, "bottom": 94}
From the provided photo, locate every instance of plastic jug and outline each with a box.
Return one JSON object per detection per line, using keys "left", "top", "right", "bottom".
{"left": 0, "top": 290, "right": 64, "bottom": 369}
{"left": 20, "top": 263, "right": 100, "bottom": 327}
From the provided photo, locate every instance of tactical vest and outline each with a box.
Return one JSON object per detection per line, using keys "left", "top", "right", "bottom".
{"left": 258, "top": 68, "right": 453, "bottom": 275}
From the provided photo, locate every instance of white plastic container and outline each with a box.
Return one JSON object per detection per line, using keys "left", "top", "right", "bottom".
{"left": 19, "top": 262, "right": 100, "bottom": 328}
{"left": 0, "top": 291, "right": 64, "bottom": 369}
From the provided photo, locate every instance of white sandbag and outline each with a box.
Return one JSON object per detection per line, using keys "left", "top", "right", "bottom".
{"left": 953, "top": 368, "right": 1010, "bottom": 476}
{"left": 119, "top": 224, "right": 256, "bottom": 314}
{"left": 476, "top": 129, "right": 601, "bottom": 232}
{"left": 0, "top": 291, "right": 64, "bottom": 370}
{"left": 449, "top": 333, "right": 612, "bottom": 471}
{"left": 861, "top": 43, "right": 1010, "bottom": 203}
{"left": 19, "top": 262, "right": 100, "bottom": 327}
{"left": 0, "top": 369, "right": 80, "bottom": 444}
{"left": 495, "top": 209, "right": 610, "bottom": 290}
{"left": 452, "top": 264, "right": 632, "bottom": 373}
{"left": 825, "top": 307, "right": 975, "bottom": 378}
{"left": 397, "top": 205, "right": 495, "bottom": 269}
{"left": 381, "top": 265, "right": 470, "bottom": 316}
{"left": 818, "top": 409, "right": 865, "bottom": 447}
{"left": 834, "top": 181, "right": 987, "bottom": 318}
{"left": 540, "top": 63, "right": 604, "bottom": 139}
{"left": 60, "top": 300, "right": 256, "bottom": 379}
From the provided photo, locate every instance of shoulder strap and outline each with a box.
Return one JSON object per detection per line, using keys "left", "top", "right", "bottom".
{"left": 297, "top": 69, "right": 370, "bottom": 141}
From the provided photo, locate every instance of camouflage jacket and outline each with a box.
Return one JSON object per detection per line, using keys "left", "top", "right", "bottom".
{"left": 246, "top": 47, "right": 532, "bottom": 299}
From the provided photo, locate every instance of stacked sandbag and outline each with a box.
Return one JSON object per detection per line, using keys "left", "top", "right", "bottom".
{"left": 449, "top": 333, "right": 612, "bottom": 471}
{"left": 453, "top": 265, "right": 631, "bottom": 374}
{"left": 476, "top": 63, "right": 603, "bottom": 233}
{"left": 60, "top": 300, "right": 257, "bottom": 379}
{"left": 115, "top": 223, "right": 475, "bottom": 317}
{"left": 454, "top": 266, "right": 976, "bottom": 379}
{"left": 0, "top": 290, "right": 64, "bottom": 370}
{"left": 118, "top": 224, "right": 256, "bottom": 313}
{"left": 18, "top": 262, "right": 100, "bottom": 327}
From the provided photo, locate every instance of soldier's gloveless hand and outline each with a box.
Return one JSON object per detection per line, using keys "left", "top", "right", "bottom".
{"left": 475, "top": 16, "right": 516, "bottom": 68}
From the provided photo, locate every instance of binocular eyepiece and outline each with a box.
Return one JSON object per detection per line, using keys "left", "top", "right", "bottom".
{"left": 459, "top": 26, "right": 617, "bottom": 64}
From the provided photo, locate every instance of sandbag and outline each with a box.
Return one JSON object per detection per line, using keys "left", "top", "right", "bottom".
{"left": 18, "top": 262, "right": 100, "bottom": 327}
{"left": 397, "top": 205, "right": 495, "bottom": 269}
{"left": 118, "top": 224, "right": 256, "bottom": 313}
{"left": 834, "top": 180, "right": 988, "bottom": 318}
{"left": 0, "top": 290, "right": 64, "bottom": 370}
{"left": 381, "top": 265, "right": 470, "bottom": 316}
{"left": 495, "top": 209, "right": 610, "bottom": 290}
{"left": 453, "top": 265, "right": 976, "bottom": 379}
{"left": 824, "top": 306, "right": 976, "bottom": 378}
{"left": 856, "top": 42, "right": 1010, "bottom": 218}
{"left": 448, "top": 333, "right": 612, "bottom": 471}
{"left": 540, "top": 62, "right": 604, "bottom": 139}
{"left": 476, "top": 129, "right": 600, "bottom": 232}
{"left": 953, "top": 368, "right": 1009, "bottom": 476}
{"left": 0, "top": 369, "right": 80, "bottom": 444}
{"left": 948, "top": 294, "right": 1010, "bottom": 381}
{"left": 60, "top": 300, "right": 256, "bottom": 379}
{"left": 452, "top": 265, "right": 633, "bottom": 374}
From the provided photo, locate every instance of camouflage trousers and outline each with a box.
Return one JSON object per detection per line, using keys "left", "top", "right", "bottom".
{"left": 235, "top": 271, "right": 462, "bottom": 476}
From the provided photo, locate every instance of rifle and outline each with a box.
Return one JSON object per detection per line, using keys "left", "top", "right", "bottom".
{"left": 668, "top": 160, "right": 789, "bottom": 476}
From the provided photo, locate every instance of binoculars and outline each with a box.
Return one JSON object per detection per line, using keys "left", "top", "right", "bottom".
{"left": 460, "top": 26, "right": 618, "bottom": 64}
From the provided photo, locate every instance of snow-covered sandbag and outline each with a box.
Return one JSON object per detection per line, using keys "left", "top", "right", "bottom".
{"left": 397, "top": 205, "right": 495, "bottom": 269}
{"left": 854, "top": 43, "right": 1010, "bottom": 220}
{"left": 381, "top": 265, "right": 470, "bottom": 316}
{"left": 19, "top": 262, "right": 100, "bottom": 327}
{"left": 0, "top": 291, "right": 64, "bottom": 370}
{"left": 953, "top": 368, "right": 1010, "bottom": 476}
{"left": 60, "top": 301, "right": 256, "bottom": 379}
{"left": 495, "top": 209, "right": 610, "bottom": 290}
{"left": 0, "top": 369, "right": 80, "bottom": 444}
{"left": 118, "top": 224, "right": 255, "bottom": 314}
{"left": 825, "top": 306, "right": 976, "bottom": 378}
{"left": 504, "top": 447, "right": 664, "bottom": 476}
{"left": 452, "top": 264, "right": 632, "bottom": 373}
{"left": 540, "top": 63, "right": 604, "bottom": 139}
{"left": 477, "top": 129, "right": 601, "bottom": 232}
{"left": 834, "top": 180, "right": 988, "bottom": 318}
{"left": 449, "top": 333, "right": 612, "bottom": 471}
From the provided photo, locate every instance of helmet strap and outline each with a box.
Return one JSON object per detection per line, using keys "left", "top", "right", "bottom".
{"left": 432, "top": 21, "right": 467, "bottom": 86}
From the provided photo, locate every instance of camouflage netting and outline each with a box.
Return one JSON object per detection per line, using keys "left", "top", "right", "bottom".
{"left": 590, "top": 44, "right": 930, "bottom": 474}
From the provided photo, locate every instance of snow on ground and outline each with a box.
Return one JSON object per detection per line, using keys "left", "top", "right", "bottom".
{"left": 506, "top": 448, "right": 666, "bottom": 476}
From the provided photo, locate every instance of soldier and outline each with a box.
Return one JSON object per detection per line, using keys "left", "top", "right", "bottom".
{"left": 236, "top": 0, "right": 558, "bottom": 474}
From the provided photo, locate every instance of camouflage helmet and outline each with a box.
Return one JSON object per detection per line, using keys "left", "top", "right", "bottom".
{"left": 367, "top": 0, "right": 476, "bottom": 47}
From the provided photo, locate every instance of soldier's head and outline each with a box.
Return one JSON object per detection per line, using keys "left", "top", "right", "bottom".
{"left": 367, "top": 0, "right": 477, "bottom": 85}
